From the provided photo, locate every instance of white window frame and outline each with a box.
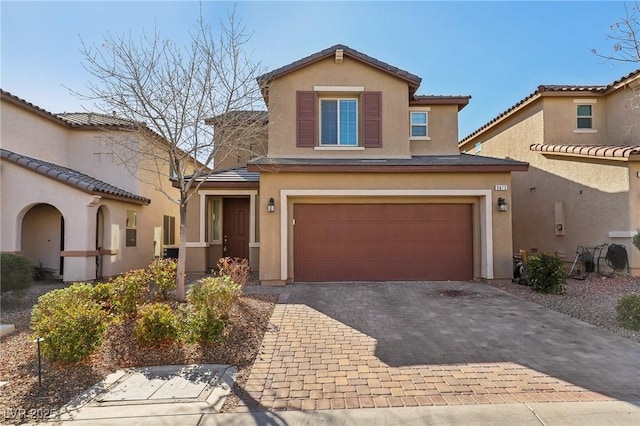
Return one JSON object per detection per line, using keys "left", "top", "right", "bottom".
{"left": 319, "top": 97, "right": 359, "bottom": 146}
{"left": 573, "top": 99, "right": 597, "bottom": 133}
{"left": 125, "top": 210, "right": 137, "bottom": 247}
{"left": 410, "top": 110, "right": 430, "bottom": 140}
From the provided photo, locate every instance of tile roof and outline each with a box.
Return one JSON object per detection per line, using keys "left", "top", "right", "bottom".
{"left": 460, "top": 68, "right": 640, "bottom": 144}
{"left": 248, "top": 154, "right": 528, "bottom": 171}
{"left": 530, "top": 144, "right": 640, "bottom": 160}
{"left": 1, "top": 149, "right": 151, "bottom": 204}
{"left": 57, "top": 112, "right": 138, "bottom": 127}
{"left": 257, "top": 44, "right": 422, "bottom": 93}
{"left": 199, "top": 166, "right": 260, "bottom": 183}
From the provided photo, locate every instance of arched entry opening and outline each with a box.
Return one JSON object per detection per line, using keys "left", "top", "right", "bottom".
{"left": 21, "top": 203, "right": 64, "bottom": 279}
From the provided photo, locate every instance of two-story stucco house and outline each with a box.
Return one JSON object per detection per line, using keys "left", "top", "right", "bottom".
{"left": 184, "top": 45, "right": 528, "bottom": 284}
{"left": 459, "top": 70, "right": 640, "bottom": 276}
{"left": 1, "top": 90, "right": 181, "bottom": 282}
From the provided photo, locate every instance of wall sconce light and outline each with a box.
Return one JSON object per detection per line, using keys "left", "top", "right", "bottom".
{"left": 497, "top": 197, "right": 508, "bottom": 212}
{"left": 267, "top": 197, "right": 275, "bottom": 213}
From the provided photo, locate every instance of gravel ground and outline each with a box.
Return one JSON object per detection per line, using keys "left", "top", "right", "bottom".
{"left": 0, "top": 276, "right": 276, "bottom": 424}
{"left": 490, "top": 274, "right": 640, "bottom": 343}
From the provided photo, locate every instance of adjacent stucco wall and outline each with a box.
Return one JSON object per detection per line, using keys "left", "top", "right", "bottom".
{"left": 604, "top": 88, "right": 640, "bottom": 145}
{"left": 258, "top": 171, "right": 514, "bottom": 284}
{"left": 461, "top": 90, "right": 639, "bottom": 275}
{"left": 1, "top": 100, "right": 70, "bottom": 164}
{"left": 266, "top": 56, "right": 412, "bottom": 159}
{"left": 1, "top": 98, "right": 181, "bottom": 280}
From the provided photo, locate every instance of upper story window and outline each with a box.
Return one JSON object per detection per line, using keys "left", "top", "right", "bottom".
{"left": 320, "top": 98, "right": 358, "bottom": 146}
{"left": 410, "top": 111, "right": 429, "bottom": 139}
{"left": 297, "top": 90, "right": 381, "bottom": 149}
{"left": 573, "top": 99, "right": 597, "bottom": 133}
{"left": 576, "top": 105, "right": 593, "bottom": 129}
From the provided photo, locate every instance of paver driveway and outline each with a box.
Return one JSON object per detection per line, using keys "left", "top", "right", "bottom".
{"left": 237, "top": 282, "right": 640, "bottom": 412}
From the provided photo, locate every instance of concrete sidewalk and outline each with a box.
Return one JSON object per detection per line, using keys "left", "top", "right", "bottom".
{"left": 48, "top": 401, "right": 640, "bottom": 425}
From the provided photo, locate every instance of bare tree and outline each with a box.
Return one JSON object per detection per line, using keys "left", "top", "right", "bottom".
{"left": 76, "top": 9, "right": 266, "bottom": 300}
{"left": 592, "top": 1, "right": 640, "bottom": 63}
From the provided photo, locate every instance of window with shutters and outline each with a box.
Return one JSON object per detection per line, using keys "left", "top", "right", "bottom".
{"left": 320, "top": 98, "right": 358, "bottom": 146}
{"left": 296, "top": 90, "right": 382, "bottom": 148}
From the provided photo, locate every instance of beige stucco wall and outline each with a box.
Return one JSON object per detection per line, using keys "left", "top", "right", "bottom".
{"left": 604, "top": 88, "right": 640, "bottom": 145}
{"left": 266, "top": 56, "right": 413, "bottom": 159}
{"left": 1, "top": 99, "right": 181, "bottom": 281}
{"left": 258, "top": 171, "right": 514, "bottom": 284}
{"left": 461, "top": 91, "right": 639, "bottom": 275}
{"left": 1, "top": 100, "right": 70, "bottom": 164}
{"left": 409, "top": 105, "right": 460, "bottom": 156}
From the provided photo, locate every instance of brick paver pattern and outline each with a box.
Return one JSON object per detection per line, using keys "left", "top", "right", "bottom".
{"left": 238, "top": 303, "right": 613, "bottom": 412}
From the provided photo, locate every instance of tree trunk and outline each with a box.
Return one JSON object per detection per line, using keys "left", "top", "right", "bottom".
{"left": 176, "top": 201, "right": 188, "bottom": 301}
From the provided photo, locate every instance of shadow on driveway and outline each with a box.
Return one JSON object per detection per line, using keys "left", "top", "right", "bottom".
{"left": 280, "top": 281, "right": 640, "bottom": 404}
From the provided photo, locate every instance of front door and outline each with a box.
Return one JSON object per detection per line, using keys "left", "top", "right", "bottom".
{"left": 222, "top": 198, "right": 250, "bottom": 260}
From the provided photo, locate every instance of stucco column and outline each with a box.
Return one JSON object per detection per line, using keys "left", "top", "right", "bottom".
{"left": 61, "top": 197, "right": 100, "bottom": 282}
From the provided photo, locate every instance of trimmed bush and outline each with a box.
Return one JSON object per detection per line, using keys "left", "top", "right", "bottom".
{"left": 1, "top": 253, "right": 34, "bottom": 293}
{"left": 217, "top": 257, "right": 250, "bottom": 286}
{"left": 181, "top": 275, "right": 241, "bottom": 343}
{"left": 526, "top": 253, "right": 568, "bottom": 294}
{"left": 134, "top": 303, "right": 179, "bottom": 346}
{"left": 617, "top": 294, "right": 640, "bottom": 330}
{"left": 109, "top": 269, "right": 150, "bottom": 317}
{"left": 188, "top": 275, "right": 241, "bottom": 319}
{"left": 31, "top": 283, "right": 108, "bottom": 363}
{"left": 147, "top": 258, "right": 177, "bottom": 300}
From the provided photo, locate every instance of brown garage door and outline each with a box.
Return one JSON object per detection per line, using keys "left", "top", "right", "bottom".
{"left": 294, "top": 204, "right": 472, "bottom": 282}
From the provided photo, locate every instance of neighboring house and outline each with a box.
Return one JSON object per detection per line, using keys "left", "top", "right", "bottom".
{"left": 459, "top": 70, "right": 640, "bottom": 276}
{"left": 0, "top": 90, "right": 180, "bottom": 282}
{"left": 185, "top": 44, "right": 527, "bottom": 284}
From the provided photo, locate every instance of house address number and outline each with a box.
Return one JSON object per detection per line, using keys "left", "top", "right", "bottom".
{"left": 494, "top": 185, "right": 508, "bottom": 191}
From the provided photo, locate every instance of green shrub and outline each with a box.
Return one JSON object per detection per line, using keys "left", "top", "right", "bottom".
{"left": 134, "top": 303, "right": 178, "bottom": 346}
{"left": 1, "top": 253, "right": 34, "bottom": 293}
{"left": 188, "top": 275, "right": 241, "bottom": 319}
{"left": 147, "top": 258, "right": 177, "bottom": 300}
{"left": 217, "top": 257, "right": 250, "bottom": 286}
{"left": 178, "top": 304, "right": 226, "bottom": 344}
{"left": 526, "top": 253, "right": 568, "bottom": 294}
{"left": 633, "top": 231, "right": 640, "bottom": 252}
{"left": 617, "top": 293, "right": 640, "bottom": 330}
{"left": 181, "top": 275, "right": 241, "bottom": 343}
{"left": 109, "top": 269, "right": 150, "bottom": 317}
{"left": 31, "top": 283, "right": 108, "bottom": 363}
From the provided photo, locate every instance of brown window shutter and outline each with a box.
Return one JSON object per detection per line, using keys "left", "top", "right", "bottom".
{"left": 297, "top": 91, "right": 317, "bottom": 147}
{"left": 363, "top": 91, "right": 382, "bottom": 148}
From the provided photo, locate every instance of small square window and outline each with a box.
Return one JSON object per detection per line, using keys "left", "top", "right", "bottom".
{"left": 576, "top": 105, "right": 593, "bottom": 129}
{"left": 410, "top": 112, "right": 429, "bottom": 138}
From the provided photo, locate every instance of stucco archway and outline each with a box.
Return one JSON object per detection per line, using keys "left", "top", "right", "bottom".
{"left": 21, "top": 203, "right": 64, "bottom": 278}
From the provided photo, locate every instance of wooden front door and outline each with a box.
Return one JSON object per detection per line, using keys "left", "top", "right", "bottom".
{"left": 223, "top": 198, "right": 250, "bottom": 260}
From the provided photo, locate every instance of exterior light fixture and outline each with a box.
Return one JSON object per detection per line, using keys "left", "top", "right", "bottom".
{"left": 267, "top": 197, "right": 275, "bottom": 213}
{"left": 497, "top": 197, "right": 508, "bottom": 212}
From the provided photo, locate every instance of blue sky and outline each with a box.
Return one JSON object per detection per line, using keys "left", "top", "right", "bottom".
{"left": 1, "top": 1, "right": 637, "bottom": 138}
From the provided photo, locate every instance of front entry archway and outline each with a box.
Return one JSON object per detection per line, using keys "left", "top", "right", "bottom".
{"left": 21, "top": 203, "right": 64, "bottom": 278}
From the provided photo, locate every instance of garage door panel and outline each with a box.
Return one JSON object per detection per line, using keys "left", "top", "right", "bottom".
{"left": 294, "top": 204, "right": 472, "bottom": 282}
